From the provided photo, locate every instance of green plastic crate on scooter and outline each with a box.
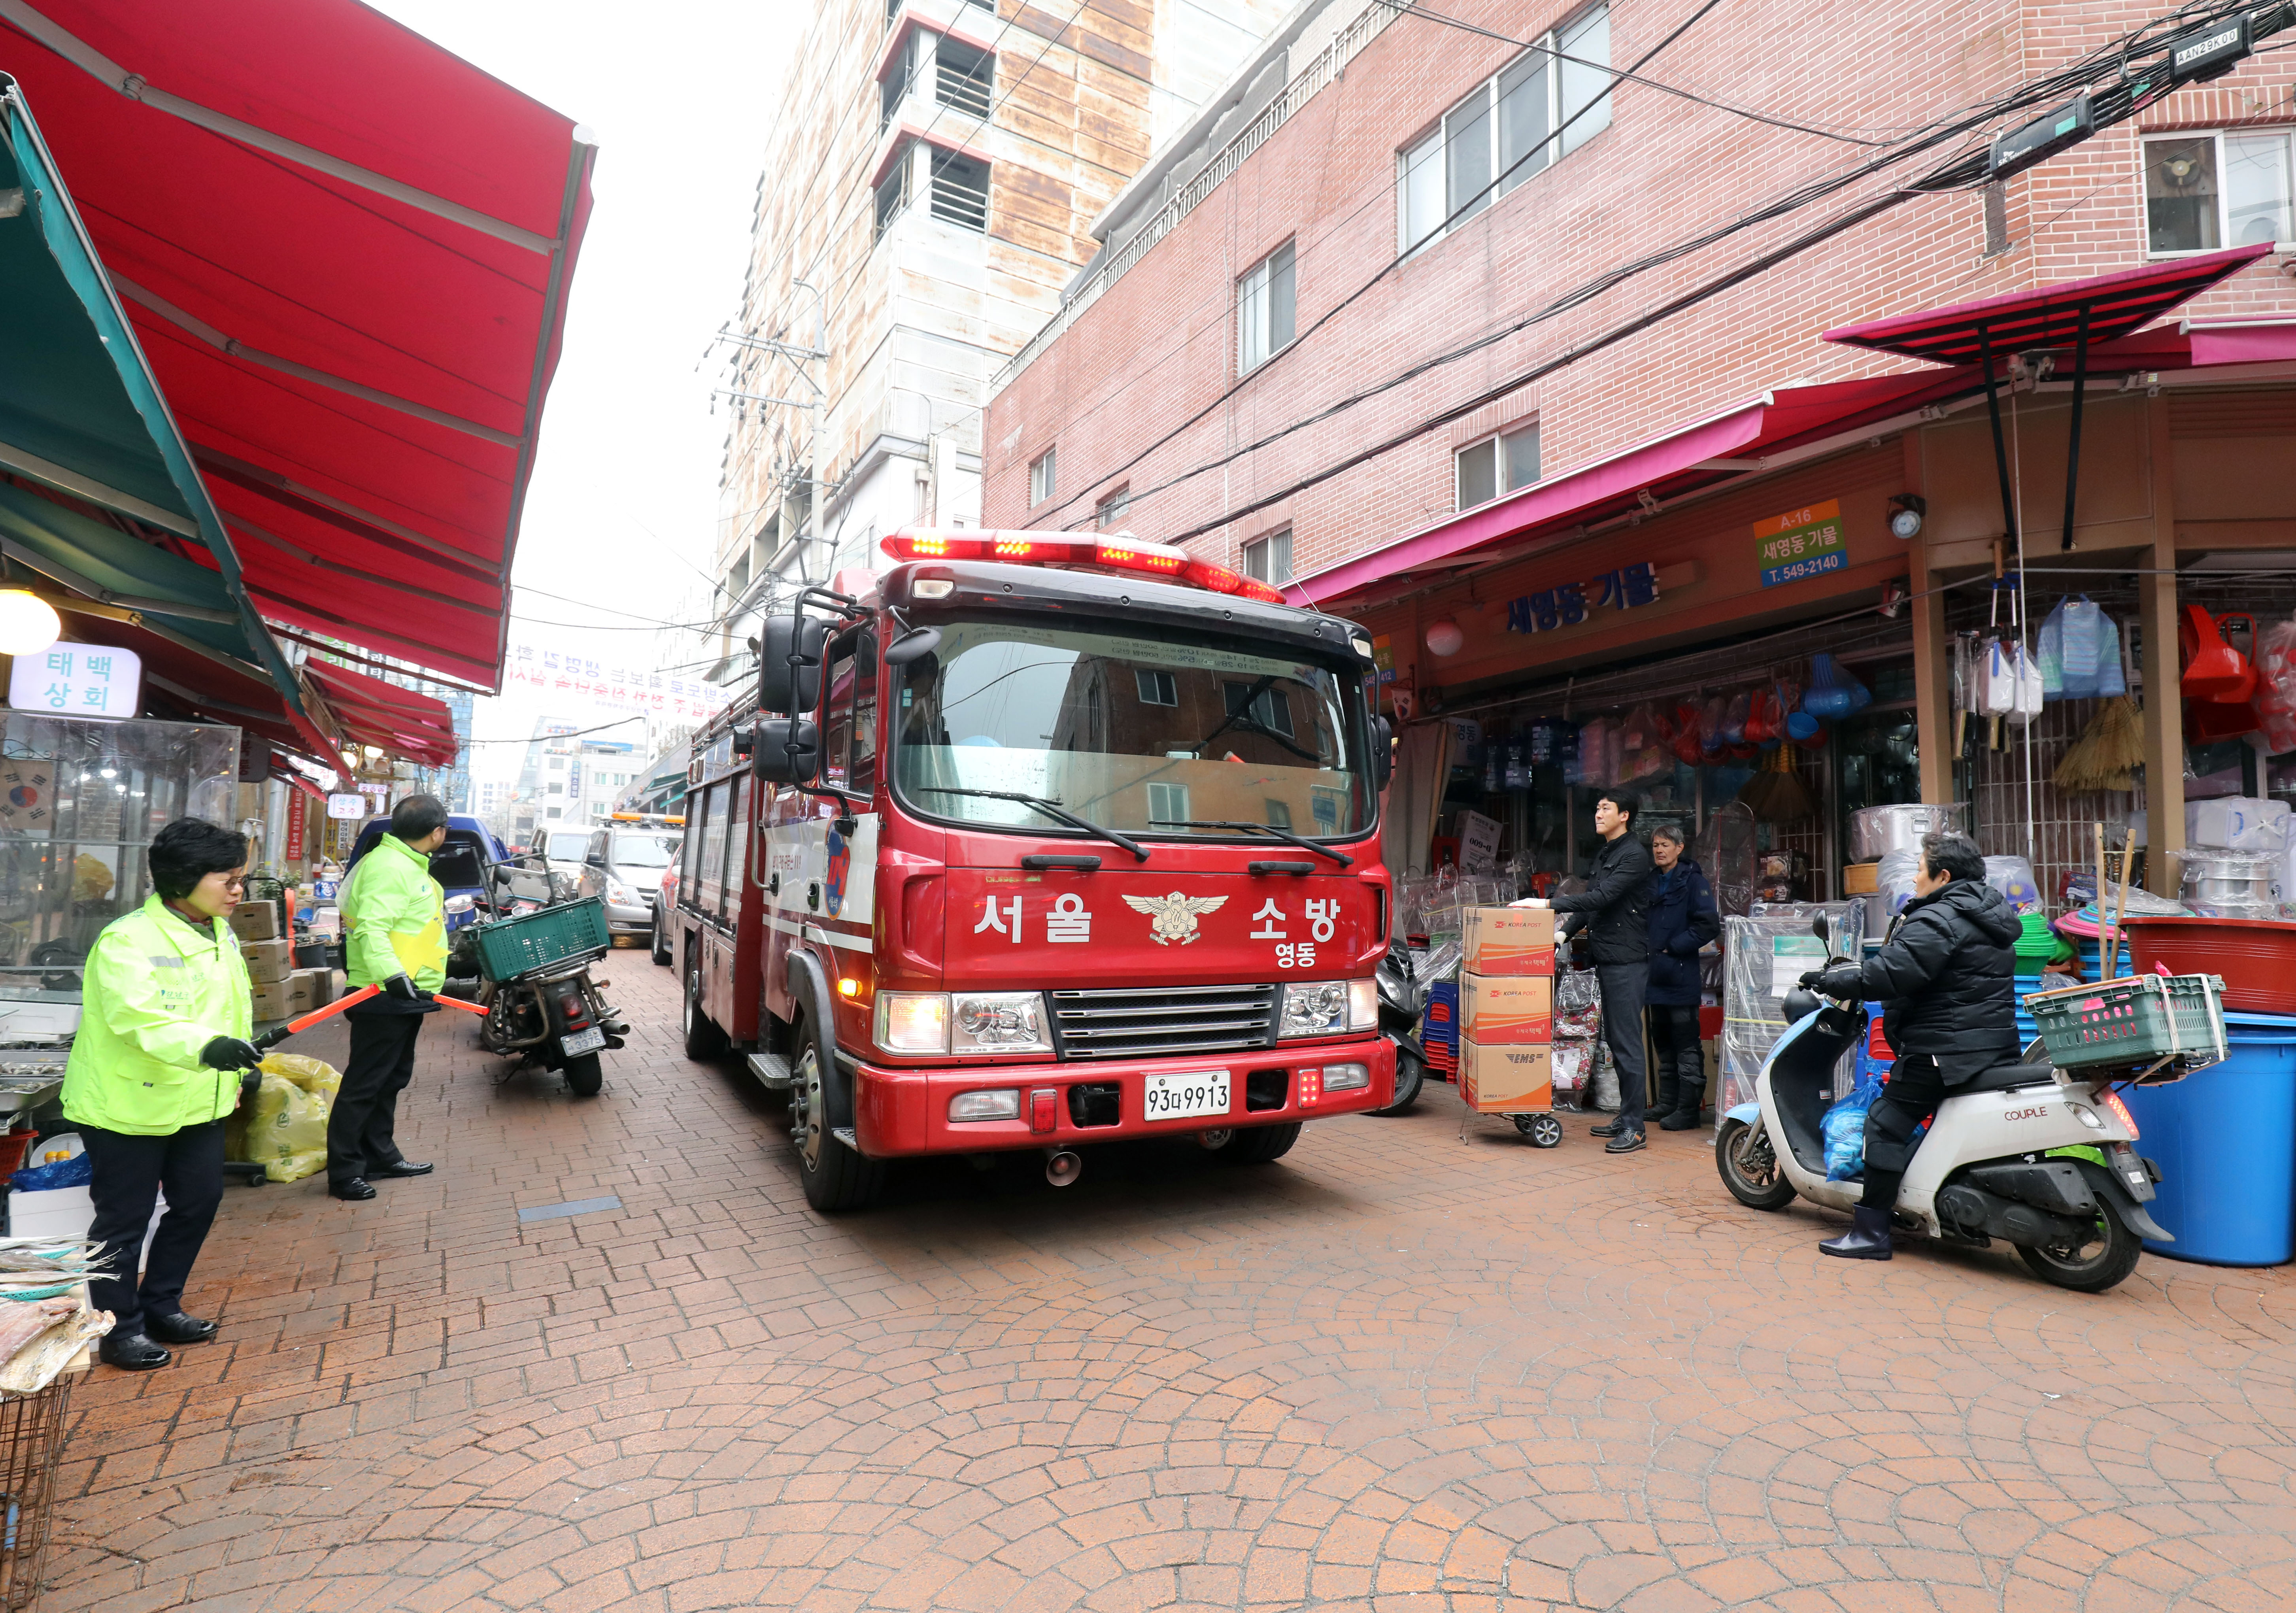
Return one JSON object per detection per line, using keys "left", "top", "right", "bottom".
{"left": 2023, "top": 971, "right": 2229, "bottom": 1073}
{"left": 469, "top": 895, "right": 612, "bottom": 982}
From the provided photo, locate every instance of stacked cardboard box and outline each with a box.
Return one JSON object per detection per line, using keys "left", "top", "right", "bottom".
{"left": 1456, "top": 907, "right": 1555, "bottom": 1113}
{"left": 229, "top": 899, "right": 282, "bottom": 943}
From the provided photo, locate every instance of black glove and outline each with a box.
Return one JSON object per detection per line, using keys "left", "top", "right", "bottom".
{"left": 239, "top": 1068, "right": 263, "bottom": 1104}
{"left": 1804, "top": 966, "right": 1863, "bottom": 998}
{"left": 199, "top": 1035, "right": 264, "bottom": 1071}
{"left": 381, "top": 973, "right": 423, "bottom": 1002}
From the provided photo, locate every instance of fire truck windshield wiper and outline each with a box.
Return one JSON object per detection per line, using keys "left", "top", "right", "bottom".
{"left": 1148, "top": 818, "right": 1352, "bottom": 867}
{"left": 920, "top": 787, "right": 1149, "bottom": 862}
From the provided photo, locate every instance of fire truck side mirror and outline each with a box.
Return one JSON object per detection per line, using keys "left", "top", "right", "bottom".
{"left": 883, "top": 625, "right": 941, "bottom": 666}
{"left": 753, "top": 717, "right": 818, "bottom": 784}
{"left": 758, "top": 615, "right": 829, "bottom": 715}
{"left": 1371, "top": 715, "right": 1395, "bottom": 790}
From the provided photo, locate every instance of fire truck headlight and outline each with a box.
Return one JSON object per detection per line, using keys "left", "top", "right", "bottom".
{"left": 950, "top": 992, "right": 1051, "bottom": 1054}
{"left": 948, "top": 1088, "right": 1021, "bottom": 1123}
{"left": 1346, "top": 978, "right": 1377, "bottom": 1032}
{"left": 875, "top": 992, "right": 950, "bottom": 1054}
{"left": 1322, "top": 1062, "right": 1370, "bottom": 1092}
{"left": 1279, "top": 981, "right": 1348, "bottom": 1039}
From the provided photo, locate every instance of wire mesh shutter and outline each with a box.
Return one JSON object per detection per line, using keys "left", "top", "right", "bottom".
{"left": 0, "top": 1379, "right": 72, "bottom": 1611}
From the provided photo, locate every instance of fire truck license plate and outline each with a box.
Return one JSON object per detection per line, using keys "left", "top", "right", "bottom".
{"left": 560, "top": 1027, "right": 606, "bottom": 1056}
{"left": 1143, "top": 1070, "right": 1231, "bottom": 1121}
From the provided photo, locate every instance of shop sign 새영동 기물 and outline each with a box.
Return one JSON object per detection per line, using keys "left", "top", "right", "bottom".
{"left": 1503, "top": 559, "right": 1661, "bottom": 635}
{"left": 1755, "top": 499, "right": 1846, "bottom": 589}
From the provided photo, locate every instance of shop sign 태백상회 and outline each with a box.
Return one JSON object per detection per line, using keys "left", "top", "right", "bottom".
{"left": 1755, "top": 499, "right": 1845, "bottom": 588}
{"left": 1504, "top": 560, "right": 1660, "bottom": 635}
{"left": 7, "top": 642, "right": 141, "bottom": 718}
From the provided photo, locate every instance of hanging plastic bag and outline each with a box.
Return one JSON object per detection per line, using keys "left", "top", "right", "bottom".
{"left": 1620, "top": 703, "right": 1667, "bottom": 782}
{"left": 1722, "top": 690, "right": 1750, "bottom": 745}
{"left": 2060, "top": 597, "right": 2107, "bottom": 696}
{"left": 2094, "top": 611, "right": 2126, "bottom": 697}
{"left": 2257, "top": 617, "right": 2296, "bottom": 754}
{"left": 1981, "top": 638, "right": 2016, "bottom": 715}
{"left": 1821, "top": 1067, "right": 1885, "bottom": 1181}
{"left": 1671, "top": 702, "right": 1705, "bottom": 766}
{"left": 2010, "top": 641, "right": 2045, "bottom": 724}
{"left": 1699, "top": 696, "right": 1727, "bottom": 758}
{"left": 2038, "top": 599, "right": 2068, "bottom": 698}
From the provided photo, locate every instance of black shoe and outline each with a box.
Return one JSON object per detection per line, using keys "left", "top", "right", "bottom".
{"left": 1589, "top": 1120, "right": 1625, "bottom": 1138}
{"left": 1820, "top": 1205, "right": 1894, "bottom": 1260}
{"left": 1605, "top": 1130, "right": 1646, "bottom": 1154}
{"left": 1658, "top": 1109, "right": 1702, "bottom": 1131}
{"left": 368, "top": 1160, "right": 433, "bottom": 1179}
{"left": 330, "top": 1179, "right": 376, "bottom": 1201}
{"left": 100, "top": 1333, "right": 171, "bottom": 1371}
{"left": 147, "top": 1312, "right": 217, "bottom": 1345}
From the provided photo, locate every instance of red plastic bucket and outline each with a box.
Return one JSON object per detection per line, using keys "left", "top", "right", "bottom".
{"left": 2123, "top": 916, "right": 2296, "bottom": 1014}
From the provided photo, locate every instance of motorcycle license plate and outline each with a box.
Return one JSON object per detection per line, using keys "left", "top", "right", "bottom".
{"left": 560, "top": 1027, "right": 607, "bottom": 1056}
{"left": 1142, "top": 1069, "right": 1231, "bottom": 1122}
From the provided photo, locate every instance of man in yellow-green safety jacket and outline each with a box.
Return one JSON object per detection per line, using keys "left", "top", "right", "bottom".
{"left": 328, "top": 795, "right": 448, "bottom": 1201}
{"left": 62, "top": 817, "right": 264, "bottom": 1371}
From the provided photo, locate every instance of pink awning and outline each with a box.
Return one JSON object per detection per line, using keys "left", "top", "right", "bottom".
{"left": 1288, "top": 370, "right": 1962, "bottom": 609}
{"left": 2186, "top": 319, "right": 2296, "bottom": 367}
{"left": 1822, "top": 244, "right": 2274, "bottom": 365}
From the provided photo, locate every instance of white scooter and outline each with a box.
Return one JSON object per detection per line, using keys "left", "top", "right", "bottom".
{"left": 1714, "top": 922, "right": 2176, "bottom": 1293}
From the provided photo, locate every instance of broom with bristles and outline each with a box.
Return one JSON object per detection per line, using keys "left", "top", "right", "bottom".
{"left": 2053, "top": 696, "right": 2144, "bottom": 793}
{"left": 1736, "top": 744, "right": 1816, "bottom": 822}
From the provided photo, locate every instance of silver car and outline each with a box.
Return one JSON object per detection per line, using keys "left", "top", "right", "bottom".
{"left": 574, "top": 826, "right": 681, "bottom": 941}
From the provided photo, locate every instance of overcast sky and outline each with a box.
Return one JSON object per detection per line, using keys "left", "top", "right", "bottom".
{"left": 366, "top": 0, "right": 799, "bottom": 781}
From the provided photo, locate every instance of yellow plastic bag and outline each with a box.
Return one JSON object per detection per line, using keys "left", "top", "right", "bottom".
{"left": 236, "top": 1053, "right": 343, "bottom": 1183}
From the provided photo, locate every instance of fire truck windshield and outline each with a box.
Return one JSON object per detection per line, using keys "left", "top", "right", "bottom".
{"left": 892, "top": 620, "right": 1374, "bottom": 841}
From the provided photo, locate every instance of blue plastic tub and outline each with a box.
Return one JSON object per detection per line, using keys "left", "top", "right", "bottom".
{"left": 2120, "top": 1010, "right": 2296, "bottom": 1267}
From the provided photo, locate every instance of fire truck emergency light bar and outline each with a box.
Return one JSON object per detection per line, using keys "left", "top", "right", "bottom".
{"left": 882, "top": 529, "right": 1289, "bottom": 605}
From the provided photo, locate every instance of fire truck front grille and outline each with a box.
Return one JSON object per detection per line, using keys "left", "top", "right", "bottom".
{"left": 1048, "top": 984, "right": 1279, "bottom": 1060}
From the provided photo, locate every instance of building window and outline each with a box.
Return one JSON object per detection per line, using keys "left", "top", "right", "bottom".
{"left": 1264, "top": 799, "right": 1293, "bottom": 829}
{"left": 2145, "top": 130, "right": 2294, "bottom": 253}
{"left": 1135, "top": 669, "right": 1177, "bottom": 705}
{"left": 548, "top": 756, "right": 565, "bottom": 770}
{"left": 1398, "top": 4, "right": 1610, "bottom": 254}
{"left": 1224, "top": 680, "right": 1294, "bottom": 738}
{"left": 1095, "top": 486, "right": 1131, "bottom": 528}
{"left": 930, "top": 149, "right": 989, "bottom": 230}
{"left": 935, "top": 37, "right": 993, "bottom": 117}
{"left": 874, "top": 155, "right": 910, "bottom": 241}
{"left": 1146, "top": 781, "right": 1190, "bottom": 826}
{"left": 882, "top": 33, "right": 916, "bottom": 128}
{"left": 1238, "top": 241, "right": 1295, "bottom": 373}
{"left": 1456, "top": 423, "right": 1541, "bottom": 509}
{"left": 1030, "top": 446, "right": 1057, "bottom": 506}
{"left": 1242, "top": 529, "right": 1292, "bottom": 585}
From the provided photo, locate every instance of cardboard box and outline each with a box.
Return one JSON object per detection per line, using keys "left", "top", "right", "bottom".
{"left": 250, "top": 978, "right": 295, "bottom": 1022}
{"left": 240, "top": 939, "right": 293, "bottom": 983}
{"left": 287, "top": 969, "right": 323, "bottom": 1013}
{"left": 229, "top": 900, "right": 282, "bottom": 942}
{"left": 1461, "top": 906, "right": 1556, "bottom": 976}
{"left": 1460, "top": 1042, "right": 1552, "bottom": 1113}
{"left": 1460, "top": 972, "right": 1553, "bottom": 1044}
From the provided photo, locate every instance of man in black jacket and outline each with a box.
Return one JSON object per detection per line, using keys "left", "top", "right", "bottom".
{"left": 1643, "top": 824, "right": 1720, "bottom": 1130}
{"left": 1801, "top": 831, "right": 2020, "bottom": 1260}
{"left": 1515, "top": 791, "right": 1654, "bottom": 1152}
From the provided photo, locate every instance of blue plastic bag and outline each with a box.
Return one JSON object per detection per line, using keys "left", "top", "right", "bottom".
{"left": 10, "top": 1152, "right": 90, "bottom": 1192}
{"left": 1821, "top": 1069, "right": 1883, "bottom": 1182}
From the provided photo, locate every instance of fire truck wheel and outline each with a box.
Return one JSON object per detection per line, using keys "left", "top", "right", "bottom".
{"left": 683, "top": 956, "right": 729, "bottom": 1060}
{"left": 791, "top": 1022, "right": 886, "bottom": 1212}
{"left": 1214, "top": 1122, "right": 1301, "bottom": 1164}
{"left": 1371, "top": 1050, "right": 1425, "bottom": 1116}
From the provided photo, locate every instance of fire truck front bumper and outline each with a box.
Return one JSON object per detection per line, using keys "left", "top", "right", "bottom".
{"left": 852, "top": 1036, "right": 1395, "bottom": 1158}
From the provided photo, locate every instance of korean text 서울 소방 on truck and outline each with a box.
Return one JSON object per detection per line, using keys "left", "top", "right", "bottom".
{"left": 673, "top": 528, "right": 1398, "bottom": 1210}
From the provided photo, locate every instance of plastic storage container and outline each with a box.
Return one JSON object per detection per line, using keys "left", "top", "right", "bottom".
{"left": 2121, "top": 1010, "right": 2296, "bottom": 1265}
{"left": 2025, "top": 971, "right": 2228, "bottom": 1069}
{"left": 2124, "top": 917, "right": 2296, "bottom": 1014}
{"left": 470, "top": 897, "right": 611, "bottom": 980}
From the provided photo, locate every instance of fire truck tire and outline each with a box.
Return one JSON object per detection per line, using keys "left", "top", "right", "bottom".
{"left": 791, "top": 1012, "right": 886, "bottom": 1212}
{"left": 563, "top": 1054, "right": 603, "bottom": 1097}
{"left": 1215, "top": 1122, "right": 1302, "bottom": 1164}
{"left": 683, "top": 954, "right": 729, "bottom": 1060}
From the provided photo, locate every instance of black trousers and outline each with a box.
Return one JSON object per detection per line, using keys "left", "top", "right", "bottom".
{"left": 80, "top": 1120, "right": 225, "bottom": 1337}
{"left": 1595, "top": 961, "right": 1650, "bottom": 1133}
{"left": 330, "top": 1010, "right": 425, "bottom": 1187}
{"left": 1860, "top": 1052, "right": 1949, "bottom": 1211}
{"left": 1646, "top": 1003, "right": 1705, "bottom": 1117}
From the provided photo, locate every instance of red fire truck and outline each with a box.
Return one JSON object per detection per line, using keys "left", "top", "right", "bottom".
{"left": 673, "top": 529, "right": 1395, "bottom": 1210}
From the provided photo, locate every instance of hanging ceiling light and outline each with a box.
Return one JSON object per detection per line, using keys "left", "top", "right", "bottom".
{"left": 0, "top": 591, "right": 61, "bottom": 657}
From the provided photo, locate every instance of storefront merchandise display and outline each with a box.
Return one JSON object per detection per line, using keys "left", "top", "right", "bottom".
{"left": 1720, "top": 901, "right": 1866, "bottom": 1115}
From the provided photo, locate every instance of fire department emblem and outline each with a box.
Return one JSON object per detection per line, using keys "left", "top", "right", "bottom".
{"left": 1122, "top": 892, "right": 1228, "bottom": 946}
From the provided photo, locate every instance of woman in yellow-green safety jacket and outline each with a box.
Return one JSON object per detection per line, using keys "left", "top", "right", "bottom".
{"left": 327, "top": 795, "right": 448, "bottom": 1201}
{"left": 61, "top": 818, "right": 264, "bottom": 1371}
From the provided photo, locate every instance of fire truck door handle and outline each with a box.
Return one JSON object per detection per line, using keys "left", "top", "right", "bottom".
{"left": 1248, "top": 860, "right": 1317, "bottom": 876}
{"left": 768, "top": 872, "right": 780, "bottom": 895}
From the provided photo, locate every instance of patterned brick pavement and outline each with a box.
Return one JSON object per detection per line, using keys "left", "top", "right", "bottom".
{"left": 42, "top": 955, "right": 2296, "bottom": 1611}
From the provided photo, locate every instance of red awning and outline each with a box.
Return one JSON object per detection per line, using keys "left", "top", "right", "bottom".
{"left": 302, "top": 660, "right": 458, "bottom": 768}
{"left": 1822, "top": 245, "right": 2274, "bottom": 366}
{"left": 1288, "top": 370, "right": 1964, "bottom": 609}
{"left": 0, "top": 0, "right": 595, "bottom": 689}
{"left": 279, "top": 770, "right": 327, "bottom": 805}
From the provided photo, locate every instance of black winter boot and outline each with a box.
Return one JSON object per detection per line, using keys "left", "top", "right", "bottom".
{"left": 1819, "top": 1205, "right": 1894, "bottom": 1260}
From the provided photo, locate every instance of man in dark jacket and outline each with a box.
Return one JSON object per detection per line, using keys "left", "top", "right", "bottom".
{"left": 1801, "top": 831, "right": 2020, "bottom": 1260}
{"left": 1643, "top": 824, "right": 1720, "bottom": 1130}
{"left": 1515, "top": 791, "right": 1654, "bottom": 1152}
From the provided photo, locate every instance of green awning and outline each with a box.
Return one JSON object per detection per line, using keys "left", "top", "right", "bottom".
{"left": 0, "top": 76, "right": 323, "bottom": 746}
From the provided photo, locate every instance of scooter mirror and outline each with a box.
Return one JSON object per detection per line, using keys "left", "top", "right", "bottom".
{"left": 1811, "top": 916, "right": 1831, "bottom": 942}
